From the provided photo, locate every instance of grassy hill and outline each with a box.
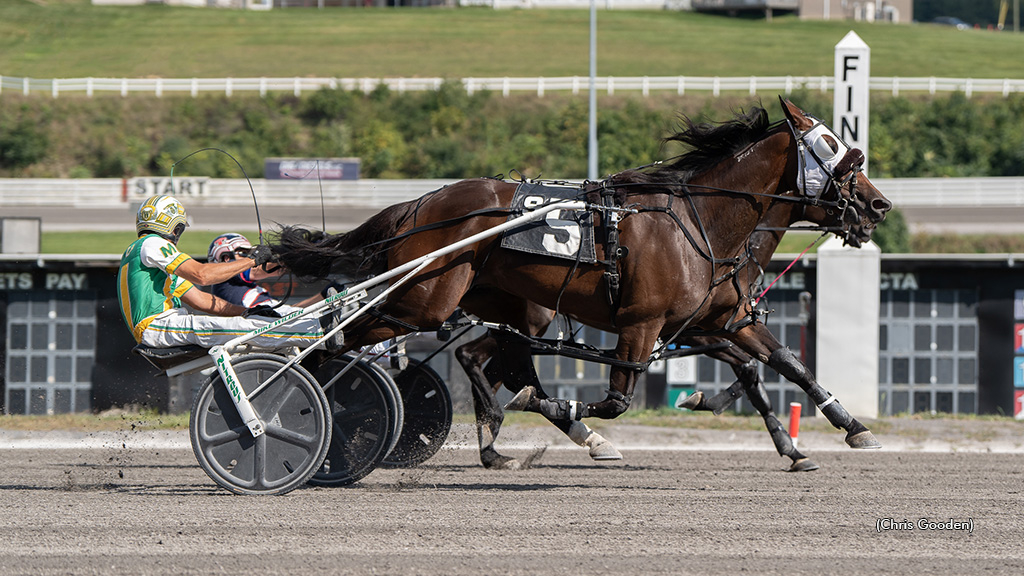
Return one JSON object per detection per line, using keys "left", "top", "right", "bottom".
{"left": 5, "top": 1, "right": 1024, "bottom": 254}
{"left": 2, "top": 1, "right": 1023, "bottom": 79}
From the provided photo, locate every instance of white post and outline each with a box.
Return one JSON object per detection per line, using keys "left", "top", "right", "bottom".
{"left": 588, "top": 0, "right": 598, "bottom": 181}
{"left": 815, "top": 237, "right": 880, "bottom": 419}
{"left": 834, "top": 31, "right": 870, "bottom": 174}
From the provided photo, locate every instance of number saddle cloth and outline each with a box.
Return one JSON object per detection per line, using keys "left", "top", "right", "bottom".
{"left": 500, "top": 181, "right": 597, "bottom": 264}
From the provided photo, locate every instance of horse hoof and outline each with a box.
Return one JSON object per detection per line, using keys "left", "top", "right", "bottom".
{"left": 482, "top": 453, "right": 520, "bottom": 470}
{"left": 788, "top": 458, "right": 820, "bottom": 472}
{"left": 503, "top": 386, "right": 536, "bottom": 411}
{"left": 846, "top": 430, "right": 882, "bottom": 449}
{"left": 589, "top": 439, "right": 623, "bottom": 461}
{"left": 675, "top": 391, "right": 704, "bottom": 410}
{"left": 589, "top": 440, "right": 618, "bottom": 459}
{"left": 487, "top": 455, "right": 520, "bottom": 469}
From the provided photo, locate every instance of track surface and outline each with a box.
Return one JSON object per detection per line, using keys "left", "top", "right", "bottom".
{"left": 1, "top": 436, "right": 1021, "bottom": 575}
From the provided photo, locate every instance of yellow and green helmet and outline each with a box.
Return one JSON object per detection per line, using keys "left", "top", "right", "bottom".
{"left": 136, "top": 195, "right": 189, "bottom": 241}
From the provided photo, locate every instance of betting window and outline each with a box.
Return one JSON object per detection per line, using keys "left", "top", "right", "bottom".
{"left": 5, "top": 291, "right": 96, "bottom": 415}
{"left": 878, "top": 289, "right": 978, "bottom": 415}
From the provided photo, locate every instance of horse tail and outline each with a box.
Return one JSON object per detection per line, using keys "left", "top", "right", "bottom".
{"left": 272, "top": 201, "right": 415, "bottom": 280}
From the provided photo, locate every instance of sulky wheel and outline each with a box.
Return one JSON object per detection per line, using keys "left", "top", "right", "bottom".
{"left": 189, "top": 353, "right": 331, "bottom": 496}
{"left": 364, "top": 358, "right": 405, "bottom": 459}
{"left": 381, "top": 360, "right": 452, "bottom": 468}
{"left": 308, "top": 355, "right": 402, "bottom": 487}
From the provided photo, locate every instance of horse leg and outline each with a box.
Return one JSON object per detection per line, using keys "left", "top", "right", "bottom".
{"left": 677, "top": 380, "right": 743, "bottom": 415}
{"left": 488, "top": 338, "right": 623, "bottom": 460}
{"left": 461, "top": 290, "right": 623, "bottom": 462}
{"left": 675, "top": 341, "right": 818, "bottom": 471}
{"left": 542, "top": 413, "right": 623, "bottom": 460}
{"left": 731, "top": 359, "right": 819, "bottom": 471}
{"left": 454, "top": 332, "right": 520, "bottom": 470}
{"left": 730, "top": 325, "right": 881, "bottom": 449}
{"left": 675, "top": 340, "right": 747, "bottom": 414}
{"left": 506, "top": 323, "right": 659, "bottom": 422}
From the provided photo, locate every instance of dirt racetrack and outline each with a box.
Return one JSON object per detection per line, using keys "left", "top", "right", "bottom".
{"left": 0, "top": 423, "right": 1022, "bottom": 576}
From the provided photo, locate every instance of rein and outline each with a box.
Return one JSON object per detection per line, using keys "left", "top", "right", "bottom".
{"left": 753, "top": 232, "right": 825, "bottom": 306}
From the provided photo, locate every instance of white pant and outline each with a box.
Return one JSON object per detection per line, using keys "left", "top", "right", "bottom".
{"left": 140, "top": 307, "right": 324, "bottom": 350}
{"left": 362, "top": 340, "right": 393, "bottom": 366}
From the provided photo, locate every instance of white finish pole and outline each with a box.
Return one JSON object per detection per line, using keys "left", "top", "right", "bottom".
{"left": 834, "top": 31, "right": 870, "bottom": 175}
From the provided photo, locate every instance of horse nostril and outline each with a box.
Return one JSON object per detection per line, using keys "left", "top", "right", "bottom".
{"left": 872, "top": 198, "right": 892, "bottom": 212}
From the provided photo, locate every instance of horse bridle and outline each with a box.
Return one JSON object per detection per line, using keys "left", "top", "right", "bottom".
{"left": 785, "top": 116, "right": 866, "bottom": 242}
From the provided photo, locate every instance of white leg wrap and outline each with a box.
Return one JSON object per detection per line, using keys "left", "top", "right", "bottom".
{"left": 817, "top": 395, "right": 838, "bottom": 410}
{"left": 567, "top": 420, "right": 592, "bottom": 446}
{"left": 568, "top": 401, "right": 581, "bottom": 421}
{"left": 568, "top": 421, "right": 622, "bottom": 461}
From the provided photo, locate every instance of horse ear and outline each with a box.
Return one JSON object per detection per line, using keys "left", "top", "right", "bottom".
{"left": 779, "top": 97, "right": 813, "bottom": 131}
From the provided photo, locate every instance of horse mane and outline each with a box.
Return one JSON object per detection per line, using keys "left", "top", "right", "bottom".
{"left": 608, "top": 105, "right": 777, "bottom": 188}
{"left": 272, "top": 200, "right": 415, "bottom": 281}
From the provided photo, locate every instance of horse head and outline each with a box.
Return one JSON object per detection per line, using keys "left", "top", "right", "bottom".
{"left": 779, "top": 98, "right": 892, "bottom": 248}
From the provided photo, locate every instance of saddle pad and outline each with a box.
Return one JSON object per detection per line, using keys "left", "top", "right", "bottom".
{"left": 500, "top": 182, "right": 597, "bottom": 264}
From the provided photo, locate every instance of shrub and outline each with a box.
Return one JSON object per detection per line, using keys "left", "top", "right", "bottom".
{"left": 0, "top": 118, "right": 48, "bottom": 170}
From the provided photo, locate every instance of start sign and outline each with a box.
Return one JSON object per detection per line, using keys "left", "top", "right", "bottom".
{"left": 129, "top": 177, "right": 210, "bottom": 198}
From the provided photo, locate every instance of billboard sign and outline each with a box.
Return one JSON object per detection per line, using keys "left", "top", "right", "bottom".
{"left": 264, "top": 158, "right": 360, "bottom": 181}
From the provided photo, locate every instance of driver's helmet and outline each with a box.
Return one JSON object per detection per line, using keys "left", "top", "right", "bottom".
{"left": 208, "top": 233, "right": 252, "bottom": 263}
{"left": 136, "top": 195, "right": 189, "bottom": 242}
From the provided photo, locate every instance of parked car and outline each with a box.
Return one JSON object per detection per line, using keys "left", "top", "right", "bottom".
{"left": 932, "top": 16, "right": 970, "bottom": 30}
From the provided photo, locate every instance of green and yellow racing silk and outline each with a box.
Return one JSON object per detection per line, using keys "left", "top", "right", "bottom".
{"left": 117, "top": 234, "right": 195, "bottom": 342}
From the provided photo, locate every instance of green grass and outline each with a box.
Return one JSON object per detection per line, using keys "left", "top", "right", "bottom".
{"left": 43, "top": 230, "right": 263, "bottom": 258}
{"left": 1, "top": 2, "right": 1022, "bottom": 79}
{"left": 40, "top": 229, "right": 1024, "bottom": 255}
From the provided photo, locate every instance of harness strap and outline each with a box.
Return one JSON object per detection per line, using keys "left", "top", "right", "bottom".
{"left": 638, "top": 205, "right": 715, "bottom": 263}
{"left": 599, "top": 184, "right": 624, "bottom": 324}
{"left": 493, "top": 321, "right": 651, "bottom": 371}
{"left": 365, "top": 306, "right": 422, "bottom": 332}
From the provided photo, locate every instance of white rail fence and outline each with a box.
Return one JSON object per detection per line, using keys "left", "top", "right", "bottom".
{"left": 2, "top": 177, "right": 1024, "bottom": 208}
{"left": 2, "top": 75, "right": 1023, "bottom": 98}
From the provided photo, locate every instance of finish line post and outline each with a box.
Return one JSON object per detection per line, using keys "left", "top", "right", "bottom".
{"left": 834, "top": 31, "right": 870, "bottom": 175}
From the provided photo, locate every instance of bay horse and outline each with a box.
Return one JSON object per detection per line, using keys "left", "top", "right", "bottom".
{"left": 456, "top": 234, "right": 819, "bottom": 472}
{"left": 273, "top": 99, "right": 892, "bottom": 456}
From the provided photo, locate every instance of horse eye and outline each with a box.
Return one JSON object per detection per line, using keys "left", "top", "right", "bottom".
{"left": 810, "top": 134, "right": 840, "bottom": 160}
{"left": 822, "top": 135, "right": 839, "bottom": 154}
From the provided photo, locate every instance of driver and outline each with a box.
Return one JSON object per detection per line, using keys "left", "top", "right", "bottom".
{"left": 117, "top": 195, "right": 342, "bottom": 351}
{"left": 207, "top": 231, "right": 406, "bottom": 369}
{"left": 206, "top": 232, "right": 322, "bottom": 312}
